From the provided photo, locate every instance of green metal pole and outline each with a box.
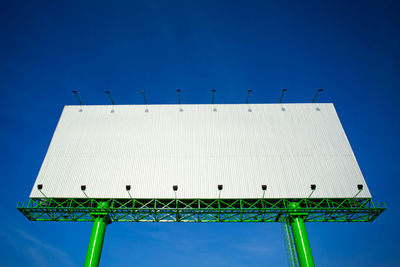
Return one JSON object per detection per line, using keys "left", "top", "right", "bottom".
{"left": 84, "top": 216, "right": 108, "bottom": 267}
{"left": 290, "top": 216, "right": 315, "bottom": 267}
{"left": 84, "top": 202, "right": 110, "bottom": 267}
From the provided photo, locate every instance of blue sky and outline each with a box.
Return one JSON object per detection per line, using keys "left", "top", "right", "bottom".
{"left": 0, "top": 0, "right": 399, "bottom": 266}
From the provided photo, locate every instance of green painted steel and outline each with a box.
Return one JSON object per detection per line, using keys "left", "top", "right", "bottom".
{"left": 16, "top": 198, "right": 385, "bottom": 267}
{"left": 17, "top": 198, "right": 385, "bottom": 223}
{"left": 283, "top": 221, "right": 299, "bottom": 267}
{"left": 290, "top": 216, "right": 314, "bottom": 267}
{"left": 84, "top": 216, "right": 108, "bottom": 267}
{"left": 84, "top": 202, "right": 110, "bottom": 267}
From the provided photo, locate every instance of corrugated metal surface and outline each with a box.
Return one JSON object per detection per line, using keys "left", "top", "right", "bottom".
{"left": 30, "top": 103, "right": 372, "bottom": 199}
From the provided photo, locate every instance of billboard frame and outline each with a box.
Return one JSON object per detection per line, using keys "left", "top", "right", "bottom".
{"left": 17, "top": 197, "right": 385, "bottom": 267}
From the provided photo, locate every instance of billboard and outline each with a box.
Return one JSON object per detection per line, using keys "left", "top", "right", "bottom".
{"left": 30, "top": 103, "right": 371, "bottom": 199}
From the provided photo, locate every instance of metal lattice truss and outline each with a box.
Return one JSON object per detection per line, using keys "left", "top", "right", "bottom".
{"left": 17, "top": 198, "right": 385, "bottom": 223}
{"left": 283, "top": 221, "right": 299, "bottom": 267}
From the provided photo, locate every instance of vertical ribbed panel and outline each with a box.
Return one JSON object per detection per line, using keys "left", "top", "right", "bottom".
{"left": 30, "top": 104, "right": 371, "bottom": 199}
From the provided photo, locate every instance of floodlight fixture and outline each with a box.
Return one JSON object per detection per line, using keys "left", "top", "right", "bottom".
{"left": 262, "top": 185, "right": 267, "bottom": 191}
{"left": 172, "top": 185, "right": 178, "bottom": 199}
{"left": 81, "top": 185, "right": 89, "bottom": 198}
{"left": 36, "top": 184, "right": 48, "bottom": 198}
{"left": 353, "top": 184, "right": 364, "bottom": 198}
{"left": 246, "top": 89, "right": 253, "bottom": 104}
{"left": 140, "top": 90, "right": 148, "bottom": 105}
{"left": 72, "top": 90, "right": 83, "bottom": 106}
{"left": 279, "top": 88, "right": 287, "bottom": 103}
{"left": 126, "top": 185, "right": 132, "bottom": 198}
{"left": 262, "top": 184, "right": 267, "bottom": 198}
{"left": 176, "top": 89, "right": 181, "bottom": 105}
{"left": 311, "top": 184, "right": 316, "bottom": 190}
{"left": 217, "top": 184, "right": 223, "bottom": 198}
{"left": 308, "top": 184, "right": 316, "bottom": 198}
{"left": 211, "top": 89, "right": 216, "bottom": 104}
{"left": 312, "top": 88, "right": 324, "bottom": 103}
{"left": 105, "top": 90, "right": 115, "bottom": 105}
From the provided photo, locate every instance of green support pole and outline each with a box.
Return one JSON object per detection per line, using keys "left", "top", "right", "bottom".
{"left": 290, "top": 216, "right": 315, "bottom": 267}
{"left": 84, "top": 203, "right": 110, "bottom": 267}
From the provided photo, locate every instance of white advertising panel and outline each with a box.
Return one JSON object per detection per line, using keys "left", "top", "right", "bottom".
{"left": 30, "top": 104, "right": 371, "bottom": 199}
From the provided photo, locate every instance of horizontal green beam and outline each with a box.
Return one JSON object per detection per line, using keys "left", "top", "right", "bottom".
{"left": 17, "top": 198, "right": 385, "bottom": 223}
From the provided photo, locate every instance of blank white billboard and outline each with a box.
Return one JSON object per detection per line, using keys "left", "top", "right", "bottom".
{"left": 30, "top": 103, "right": 371, "bottom": 199}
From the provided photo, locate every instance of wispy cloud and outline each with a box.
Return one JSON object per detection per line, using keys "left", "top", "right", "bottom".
{"left": 2, "top": 226, "right": 77, "bottom": 267}
{"left": 232, "top": 242, "right": 274, "bottom": 255}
